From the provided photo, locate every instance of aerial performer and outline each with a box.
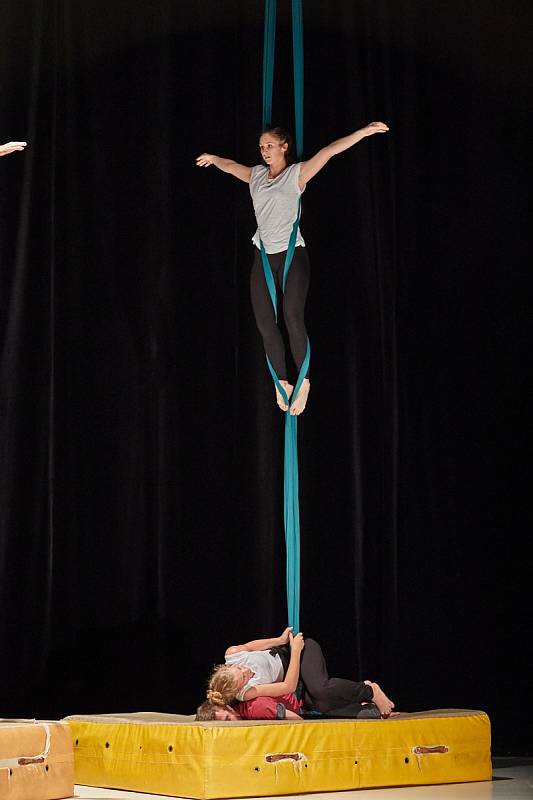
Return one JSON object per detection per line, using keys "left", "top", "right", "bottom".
{"left": 196, "top": 121, "right": 389, "bottom": 414}
{"left": 196, "top": 627, "right": 396, "bottom": 721}
{"left": 0, "top": 141, "right": 27, "bottom": 157}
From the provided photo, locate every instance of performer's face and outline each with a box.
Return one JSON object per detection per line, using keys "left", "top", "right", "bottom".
{"left": 214, "top": 705, "right": 241, "bottom": 721}
{"left": 259, "top": 134, "right": 288, "bottom": 166}
{"left": 227, "top": 664, "right": 254, "bottom": 689}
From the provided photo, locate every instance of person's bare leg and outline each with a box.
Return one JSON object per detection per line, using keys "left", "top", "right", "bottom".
{"left": 365, "top": 681, "right": 395, "bottom": 718}
{"left": 289, "top": 378, "right": 310, "bottom": 416}
{"left": 277, "top": 381, "right": 293, "bottom": 412}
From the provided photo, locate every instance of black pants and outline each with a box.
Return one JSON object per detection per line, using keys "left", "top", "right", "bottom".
{"left": 300, "top": 638, "right": 374, "bottom": 715}
{"left": 250, "top": 247, "right": 310, "bottom": 380}
{"left": 272, "top": 638, "right": 374, "bottom": 717}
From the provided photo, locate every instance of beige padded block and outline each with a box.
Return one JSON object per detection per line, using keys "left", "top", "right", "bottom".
{"left": 0, "top": 720, "right": 74, "bottom": 800}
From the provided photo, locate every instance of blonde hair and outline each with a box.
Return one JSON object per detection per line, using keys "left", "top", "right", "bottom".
{"left": 206, "top": 664, "right": 239, "bottom": 706}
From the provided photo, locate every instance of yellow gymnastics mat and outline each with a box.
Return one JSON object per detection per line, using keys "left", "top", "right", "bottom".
{"left": 64, "top": 709, "right": 491, "bottom": 799}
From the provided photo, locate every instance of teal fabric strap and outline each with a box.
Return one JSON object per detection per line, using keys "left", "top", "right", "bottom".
{"left": 291, "top": 0, "right": 304, "bottom": 159}
{"left": 262, "top": 0, "right": 277, "bottom": 127}
{"left": 261, "top": 0, "right": 308, "bottom": 634}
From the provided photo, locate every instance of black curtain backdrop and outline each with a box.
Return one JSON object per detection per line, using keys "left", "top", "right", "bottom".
{"left": 1, "top": 1, "right": 531, "bottom": 756}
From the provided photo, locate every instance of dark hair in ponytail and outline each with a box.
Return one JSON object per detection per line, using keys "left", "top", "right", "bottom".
{"left": 259, "top": 125, "right": 295, "bottom": 165}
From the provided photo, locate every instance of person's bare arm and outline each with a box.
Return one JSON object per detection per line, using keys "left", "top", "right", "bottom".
{"left": 225, "top": 626, "right": 292, "bottom": 656}
{"left": 298, "top": 122, "right": 389, "bottom": 188}
{"left": 242, "top": 632, "right": 304, "bottom": 700}
{"left": 196, "top": 153, "right": 251, "bottom": 183}
{"left": 0, "top": 141, "right": 27, "bottom": 157}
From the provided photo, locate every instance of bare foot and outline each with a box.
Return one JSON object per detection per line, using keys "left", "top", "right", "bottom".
{"left": 289, "top": 378, "right": 310, "bottom": 416}
{"left": 366, "top": 682, "right": 395, "bottom": 718}
{"left": 276, "top": 380, "right": 293, "bottom": 411}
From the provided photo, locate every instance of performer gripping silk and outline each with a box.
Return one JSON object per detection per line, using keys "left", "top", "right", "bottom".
{"left": 196, "top": 122, "right": 389, "bottom": 415}
{"left": 198, "top": 626, "right": 395, "bottom": 720}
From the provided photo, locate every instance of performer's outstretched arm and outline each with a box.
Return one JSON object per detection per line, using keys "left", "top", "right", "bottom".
{"left": 299, "top": 122, "right": 389, "bottom": 188}
{"left": 0, "top": 141, "right": 28, "bottom": 157}
{"left": 225, "top": 626, "right": 293, "bottom": 656}
{"left": 196, "top": 153, "right": 251, "bottom": 183}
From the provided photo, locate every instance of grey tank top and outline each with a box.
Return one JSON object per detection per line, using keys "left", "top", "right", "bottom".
{"left": 249, "top": 162, "right": 306, "bottom": 254}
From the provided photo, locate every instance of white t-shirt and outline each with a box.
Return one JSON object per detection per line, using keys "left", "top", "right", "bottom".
{"left": 249, "top": 162, "right": 306, "bottom": 254}
{"left": 225, "top": 649, "right": 284, "bottom": 702}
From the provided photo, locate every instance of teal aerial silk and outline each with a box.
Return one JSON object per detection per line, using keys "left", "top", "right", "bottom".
{"left": 262, "top": 0, "right": 277, "bottom": 128}
{"left": 260, "top": 0, "right": 309, "bottom": 633}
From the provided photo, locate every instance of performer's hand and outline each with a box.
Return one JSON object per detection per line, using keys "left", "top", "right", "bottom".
{"left": 362, "top": 122, "right": 389, "bottom": 136}
{"left": 289, "top": 632, "right": 305, "bottom": 653}
{"left": 278, "top": 626, "right": 293, "bottom": 645}
{"left": 196, "top": 153, "right": 216, "bottom": 167}
{"left": 0, "top": 141, "right": 28, "bottom": 157}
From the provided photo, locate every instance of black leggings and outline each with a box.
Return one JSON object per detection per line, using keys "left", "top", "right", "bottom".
{"left": 273, "top": 638, "right": 374, "bottom": 716}
{"left": 299, "top": 638, "right": 373, "bottom": 715}
{"left": 250, "top": 247, "right": 310, "bottom": 381}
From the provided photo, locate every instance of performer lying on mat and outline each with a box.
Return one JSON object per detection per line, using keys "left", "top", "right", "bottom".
{"left": 196, "top": 690, "right": 387, "bottom": 721}
{"left": 196, "top": 122, "right": 388, "bottom": 415}
{"left": 0, "top": 141, "right": 27, "bottom": 157}
{"left": 197, "top": 627, "right": 395, "bottom": 721}
{"left": 197, "top": 692, "right": 303, "bottom": 721}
